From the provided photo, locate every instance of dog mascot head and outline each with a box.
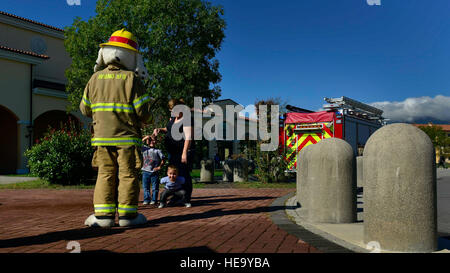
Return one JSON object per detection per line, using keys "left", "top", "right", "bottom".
{"left": 94, "top": 29, "right": 148, "bottom": 80}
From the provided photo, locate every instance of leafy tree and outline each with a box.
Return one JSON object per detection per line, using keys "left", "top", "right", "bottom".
{"left": 418, "top": 124, "right": 450, "bottom": 162}
{"left": 64, "top": 0, "right": 226, "bottom": 128}
{"left": 252, "top": 98, "right": 287, "bottom": 183}
{"left": 418, "top": 124, "right": 447, "bottom": 148}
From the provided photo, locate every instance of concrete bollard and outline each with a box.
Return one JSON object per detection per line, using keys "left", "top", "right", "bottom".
{"left": 298, "top": 138, "right": 356, "bottom": 223}
{"left": 200, "top": 159, "right": 214, "bottom": 182}
{"left": 233, "top": 158, "right": 248, "bottom": 182}
{"left": 222, "top": 159, "right": 234, "bottom": 182}
{"left": 356, "top": 156, "right": 363, "bottom": 189}
{"left": 296, "top": 144, "right": 315, "bottom": 208}
{"left": 363, "top": 123, "right": 437, "bottom": 252}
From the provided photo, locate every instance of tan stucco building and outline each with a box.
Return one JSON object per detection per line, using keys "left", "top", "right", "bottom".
{"left": 0, "top": 11, "right": 261, "bottom": 174}
{"left": 0, "top": 11, "right": 90, "bottom": 174}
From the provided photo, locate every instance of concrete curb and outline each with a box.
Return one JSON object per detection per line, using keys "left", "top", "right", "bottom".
{"left": 269, "top": 191, "right": 355, "bottom": 253}
{"left": 273, "top": 191, "right": 450, "bottom": 253}
{"left": 284, "top": 195, "right": 370, "bottom": 253}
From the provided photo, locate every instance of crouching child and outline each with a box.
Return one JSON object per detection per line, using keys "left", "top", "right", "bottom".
{"left": 158, "top": 165, "right": 186, "bottom": 208}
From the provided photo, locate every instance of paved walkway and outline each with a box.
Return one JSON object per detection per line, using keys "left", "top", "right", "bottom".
{"left": 0, "top": 175, "right": 39, "bottom": 185}
{"left": 0, "top": 188, "right": 319, "bottom": 253}
{"left": 437, "top": 168, "right": 450, "bottom": 236}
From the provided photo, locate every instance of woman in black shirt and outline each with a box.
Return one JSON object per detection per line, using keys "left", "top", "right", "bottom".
{"left": 147, "top": 98, "right": 195, "bottom": 207}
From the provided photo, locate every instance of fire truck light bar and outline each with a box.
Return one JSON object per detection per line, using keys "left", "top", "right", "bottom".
{"left": 295, "top": 124, "right": 323, "bottom": 130}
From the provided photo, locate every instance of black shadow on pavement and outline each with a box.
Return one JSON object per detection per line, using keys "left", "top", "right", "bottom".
{"left": 0, "top": 222, "right": 156, "bottom": 249}
{"left": 148, "top": 204, "right": 298, "bottom": 226}
{"left": 190, "top": 195, "right": 235, "bottom": 199}
{"left": 191, "top": 196, "right": 275, "bottom": 206}
{"left": 138, "top": 195, "right": 277, "bottom": 210}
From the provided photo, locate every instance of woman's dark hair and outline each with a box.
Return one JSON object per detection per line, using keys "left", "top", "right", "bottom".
{"left": 168, "top": 98, "right": 185, "bottom": 110}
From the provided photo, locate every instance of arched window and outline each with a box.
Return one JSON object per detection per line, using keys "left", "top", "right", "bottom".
{"left": 0, "top": 105, "right": 19, "bottom": 174}
{"left": 33, "top": 110, "right": 81, "bottom": 143}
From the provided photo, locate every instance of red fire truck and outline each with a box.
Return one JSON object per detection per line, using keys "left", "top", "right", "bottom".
{"left": 281, "top": 96, "right": 385, "bottom": 171}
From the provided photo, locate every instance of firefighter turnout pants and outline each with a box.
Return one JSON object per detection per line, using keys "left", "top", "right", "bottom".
{"left": 92, "top": 145, "right": 142, "bottom": 219}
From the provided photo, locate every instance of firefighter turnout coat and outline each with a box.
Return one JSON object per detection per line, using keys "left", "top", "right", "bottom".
{"left": 80, "top": 63, "right": 151, "bottom": 145}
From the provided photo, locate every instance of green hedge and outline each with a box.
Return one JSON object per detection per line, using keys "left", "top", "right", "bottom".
{"left": 25, "top": 123, "right": 95, "bottom": 185}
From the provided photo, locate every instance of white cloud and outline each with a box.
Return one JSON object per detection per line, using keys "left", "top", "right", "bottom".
{"left": 238, "top": 104, "right": 258, "bottom": 120}
{"left": 370, "top": 95, "right": 450, "bottom": 123}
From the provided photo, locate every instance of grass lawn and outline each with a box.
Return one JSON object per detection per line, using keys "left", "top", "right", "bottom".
{"left": 190, "top": 169, "right": 223, "bottom": 178}
{"left": 0, "top": 179, "right": 95, "bottom": 190}
{"left": 5, "top": 173, "right": 37, "bottom": 177}
{"left": 0, "top": 179, "right": 210, "bottom": 190}
{"left": 0, "top": 169, "right": 295, "bottom": 190}
{"left": 231, "top": 181, "right": 296, "bottom": 188}
{"left": 0, "top": 178, "right": 295, "bottom": 190}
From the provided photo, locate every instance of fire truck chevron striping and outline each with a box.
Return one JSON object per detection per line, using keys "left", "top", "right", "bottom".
{"left": 284, "top": 120, "right": 333, "bottom": 170}
{"left": 282, "top": 97, "right": 385, "bottom": 172}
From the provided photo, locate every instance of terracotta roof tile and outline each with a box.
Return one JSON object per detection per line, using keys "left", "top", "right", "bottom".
{"left": 0, "top": 11, "right": 64, "bottom": 32}
{"left": 413, "top": 123, "right": 450, "bottom": 132}
{"left": 0, "top": 45, "right": 50, "bottom": 59}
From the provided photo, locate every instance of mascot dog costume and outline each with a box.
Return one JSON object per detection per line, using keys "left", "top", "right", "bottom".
{"left": 80, "top": 29, "right": 151, "bottom": 227}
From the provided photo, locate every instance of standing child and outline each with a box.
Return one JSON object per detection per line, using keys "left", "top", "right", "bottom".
{"left": 142, "top": 136, "right": 165, "bottom": 205}
{"left": 158, "top": 165, "right": 187, "bottom": 208}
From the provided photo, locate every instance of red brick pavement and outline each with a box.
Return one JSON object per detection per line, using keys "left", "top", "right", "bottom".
{"left": 0, "top": 188, "right": 319, "bottom": 253}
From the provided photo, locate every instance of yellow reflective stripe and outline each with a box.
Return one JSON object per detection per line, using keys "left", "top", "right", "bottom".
{"left": 91, "top": 102, "right": 133, "bottom": 107}
{"left": 92, "top": 108, "right": 134, "bottom": 113}
{"left": 91, "top": 137, "right": 142, "bottom": 146}
{"left": 91, "top": 138, "right": 141, "bottom": 142}
{"left": 118, "top": 210, "right": 137, "bottom": 213}
{"left": 91, "top": 143, "right": 141, "bottom": 146}
{"left": 118, "top": 204, "right": 138, "bottom": 213}
{"left": 94, "top": 204, "right": 116, "bottom": 213}
{"left": 91, "top": 102, "right": 134, "bottom": 113}
{"left": 82, "top": 95, "right": 91, "bottom": 107}
{"left": 133, "top": 94, "right": 151, "bottom": 109}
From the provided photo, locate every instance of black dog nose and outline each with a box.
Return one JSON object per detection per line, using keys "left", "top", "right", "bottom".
{"left": 115, "top": 56, "right": 121, "bottom": 62}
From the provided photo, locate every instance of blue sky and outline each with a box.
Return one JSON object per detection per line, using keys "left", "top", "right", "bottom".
{"left": 2, "top": 0, "right": 450, "bottom": 122}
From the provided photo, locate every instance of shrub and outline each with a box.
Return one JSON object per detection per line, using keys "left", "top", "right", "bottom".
{"left": 253, "top": 141, "right": 289, "bottom": 183}
{"left": 25, "top": 122, "right": 95, "bottom": 185}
